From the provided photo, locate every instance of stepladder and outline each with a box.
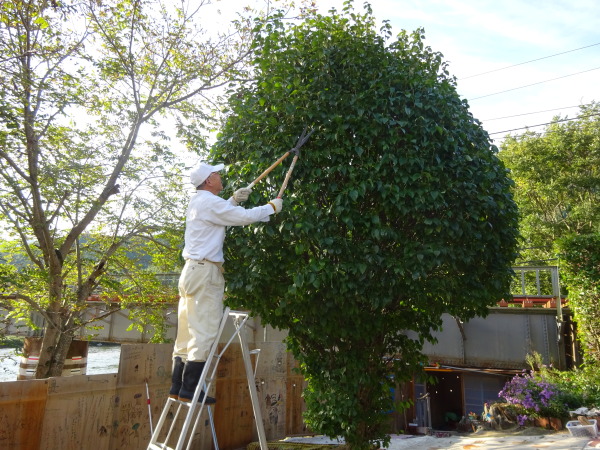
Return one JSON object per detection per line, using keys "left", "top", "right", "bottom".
{"left": 148, "top": 307, "right": 268, "bottom": 450}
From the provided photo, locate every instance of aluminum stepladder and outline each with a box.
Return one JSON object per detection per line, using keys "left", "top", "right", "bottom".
{"left": 148, "top": 307, "right": 268, "bottom": 450}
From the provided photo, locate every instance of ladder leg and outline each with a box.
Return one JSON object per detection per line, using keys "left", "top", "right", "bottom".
{"left": 149, "top": 398, "right": 172, "bottom": 446}
{"left": 207, "top": 405, "right": 219, "bottom": 450}
{"left": 184, "top": 384, "right": 218, "bottom": 450}
{"left": 175, "top": 307, "right": 231, "bottom": 450}
{"left": 236, "top": 317, "right": 268, "bottom": 450}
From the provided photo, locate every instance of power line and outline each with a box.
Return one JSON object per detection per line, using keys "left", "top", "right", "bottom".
{"left": 493, "top": 122, "right": 598, "bottom": 144}
{"left": 459, "top": 42, "right": 600, "bottom": 80}
{"left": 488, "top": 112, "right": 600, "bottom": 136}
{"left": 483, "top": 104, "right": 589, "bottom": 121}
{"left": 469, "top": 66, "right": 600, "bottom": 101}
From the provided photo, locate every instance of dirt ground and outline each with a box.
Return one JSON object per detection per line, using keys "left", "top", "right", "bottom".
{"left": 276, "top": 426, "right": 600, "bottom": 449}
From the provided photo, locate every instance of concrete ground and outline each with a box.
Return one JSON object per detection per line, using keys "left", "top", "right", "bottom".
{"left": 278, "top": 428, "right": 600, "bottom": 449}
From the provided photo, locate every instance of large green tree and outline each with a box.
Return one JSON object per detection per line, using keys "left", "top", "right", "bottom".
{"left": 210, "top": 4, "right": 519, "bottom": 447}
{"left": 0, "top": 0, "right": 268, "bottom": 378}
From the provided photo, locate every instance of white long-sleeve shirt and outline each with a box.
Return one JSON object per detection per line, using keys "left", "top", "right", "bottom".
{"left": 181, "top": 190, "right": 274, "bottom": 263}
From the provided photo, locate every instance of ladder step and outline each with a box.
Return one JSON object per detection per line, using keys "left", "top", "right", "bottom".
{"left": 165, "top": 397, "right": 192, "bottom": 408}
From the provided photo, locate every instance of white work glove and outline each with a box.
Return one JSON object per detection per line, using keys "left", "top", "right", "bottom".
{"left": 233, "top": 187, "right": 252, "bottom": 204}
{"left": 268, "top": 198, "right": 283, "bottom": 214}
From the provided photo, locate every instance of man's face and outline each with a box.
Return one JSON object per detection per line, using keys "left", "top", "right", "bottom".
{"left": 207, "top": 171, "right": 223, "bottom": 193}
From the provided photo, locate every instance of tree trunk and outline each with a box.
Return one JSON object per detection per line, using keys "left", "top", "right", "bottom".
{"left": 35, "top": 312, "right": 75, "bottom": 378}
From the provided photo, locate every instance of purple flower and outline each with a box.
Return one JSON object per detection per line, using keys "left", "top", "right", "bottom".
{"left": 498, "top": 371, "right": 568, "bottom": 418}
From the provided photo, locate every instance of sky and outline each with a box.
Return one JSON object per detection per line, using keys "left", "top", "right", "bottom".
{"left": 222, "top": 0, "right": 600, "bottom": 147}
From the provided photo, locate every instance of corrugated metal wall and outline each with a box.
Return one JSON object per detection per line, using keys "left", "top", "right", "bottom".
{"left": 419, "top": 308, "right": 568, "bottom": 370}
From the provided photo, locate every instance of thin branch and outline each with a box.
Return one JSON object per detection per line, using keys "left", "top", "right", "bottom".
{"left": 0, "top": 204, "right": 43, "bottom": 268}
{"left": 46, "top": 190, "right": 70, "bottom": 225}
{"left": 71, "top": 305, "right": 122, "bottom": 330}
{"left": 0, "top": 149, "right": 33, "bottom": 183}
{"left": 0, "top": 293, "right": 59, "bottom": 329}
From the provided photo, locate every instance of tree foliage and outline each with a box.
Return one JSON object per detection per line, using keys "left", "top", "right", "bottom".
{"left": 557, "top": 234, "right": 600, "bottom": 364}
{"left": 500, "top": 103, "right": 600, "bottom": 265}
{"left": 210, "top": 3, "right": 519, "bottom": 447}
{"left": 0, "top": 0, "right": 264, "bottom": 377}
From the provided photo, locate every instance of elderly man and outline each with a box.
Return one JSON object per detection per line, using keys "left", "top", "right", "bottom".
{"left": 170, "top": 162, "right": 283, "bottom": 403}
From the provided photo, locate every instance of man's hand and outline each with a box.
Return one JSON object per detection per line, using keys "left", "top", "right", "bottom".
{"left": 233, "top": 187, "right": 252, "bottom": 203}
{"left": 268, "top": 198, "right": 283, "bottom": 213}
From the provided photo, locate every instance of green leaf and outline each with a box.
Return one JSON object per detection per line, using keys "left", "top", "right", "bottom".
{"left": 34, "top": 16, "right": 49, "bottom": 29}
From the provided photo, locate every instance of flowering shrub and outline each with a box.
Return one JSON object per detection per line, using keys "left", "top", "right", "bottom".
{"left": 499, "top": 370, "right": 571, "bottom": 419}
{"left": 543, "top": 365, "right": 600, "bottom": 408}
{"left": 495, "top": 353, "right": 598, "bottom": 428}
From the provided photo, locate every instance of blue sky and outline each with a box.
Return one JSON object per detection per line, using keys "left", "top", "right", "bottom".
{"left": 350, "top": 0, "right": 600, "bottom": 145}
{"left": 224, "top": 0, "right": 600, "bottom": 146}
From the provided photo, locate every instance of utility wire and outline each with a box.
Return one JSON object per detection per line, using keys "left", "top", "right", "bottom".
{"left": 494, "top": 123, "right": 597, "bottom": 143}
{"left": 469, "top": 66, "right": 600, "bottom": 101}
{"left": 488, "top": 113, "right": 600, "bottom": 136}
{"left": 483, "top": 104, "right": 590, "bottom": 121}
{"left": 459, "top": 42, "right": 600, "bottom": 80}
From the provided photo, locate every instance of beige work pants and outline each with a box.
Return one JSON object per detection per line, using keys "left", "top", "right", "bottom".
{"left": 173, "top": 259, "right": 225, "bottom": 362}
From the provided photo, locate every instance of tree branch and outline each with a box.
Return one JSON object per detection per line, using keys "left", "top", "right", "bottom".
{"left": 71, "top": 305, "right": 122, "bottom": 331}
{"left": 0, "top": 203, "right": 44, "bottom": 268}
{"left": 0, "top": 293, "right": 59, "bottom": 329}
{"left": 0, "top": 149, "right": 33, "bottom": 183}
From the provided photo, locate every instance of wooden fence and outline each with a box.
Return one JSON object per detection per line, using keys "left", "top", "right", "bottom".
{"left": 0, "top": 340, "right": 307, "bottom": 450}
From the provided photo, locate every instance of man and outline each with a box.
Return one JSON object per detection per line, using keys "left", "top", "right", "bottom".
{"left": 170, "top": 162, "right": 283, "bottom": 403}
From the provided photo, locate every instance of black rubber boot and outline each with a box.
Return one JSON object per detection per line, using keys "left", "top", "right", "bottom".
{"left": 178, "top": 361, "right": 216, "bottom": 404}
{"left": 169, "top": 356, "right": 185, "bottom": 399}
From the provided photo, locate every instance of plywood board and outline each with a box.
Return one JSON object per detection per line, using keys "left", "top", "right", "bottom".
{"left": 215, "top": 342, "right": 255, "bottom": 380}
{"left": 0, "top": 340, "right": 309, "bottom": 450}
{"left": 116, "top": 343, "right": 172, "bottom": 387}
{"left": 110, "top": 383, "right": 156, "bottom": 449}
{"left": 40, "top": 374, "right": 117, "bottom": 450}
{"left": 286, "top": 376, "right": 308, "bottom": 435}
{"left": 214, "top": 340, "right": 265, "bottom": 444}
{"left": 259, "top": 377, "right": 287, "bottom": 438}
{"left": 214, "top": 342, "right": 261, "bottom": 448}
{"left": 215, "top": 377, "right": 255, "bottom": 449}
{"left": 254, "top": 342, "right": 308, "bottom": 439}
{"left": 0, "top": 379, "right": 47, "bottom": 450}
{"left": 284, "top": 345, "right": 308, "bottom": 434}
{"left": 256, "top": 342, "right": 287, "bottom": 379}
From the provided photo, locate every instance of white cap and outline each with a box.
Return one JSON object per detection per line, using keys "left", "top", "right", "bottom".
{"left": 190, "top": 162, "right": 225, "bottom": 187}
